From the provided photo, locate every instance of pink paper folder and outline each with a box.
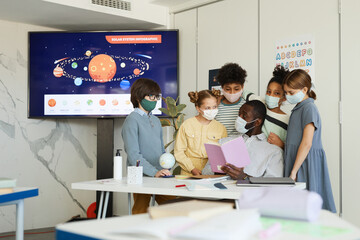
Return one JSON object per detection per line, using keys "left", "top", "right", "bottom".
{"left": 204, "top": 137, "right": 251, "bottom": 173}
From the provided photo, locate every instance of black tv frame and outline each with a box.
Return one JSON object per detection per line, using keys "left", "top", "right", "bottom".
{"left": 27, "top": 29, "right": 179, "bottom": 119}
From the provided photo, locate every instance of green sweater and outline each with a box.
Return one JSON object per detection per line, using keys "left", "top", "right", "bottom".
{"left": 121, "top": 108, "right": 165, "bottom": 177}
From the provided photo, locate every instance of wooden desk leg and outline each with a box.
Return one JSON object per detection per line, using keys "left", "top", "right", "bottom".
{"left": 128, "top": 193, "right": 132, "bottom": 215}
{"left": 97, "top": 191, "right": 104, "bottom": 220}
{"left": 16, "top": 199, "right": 24, "bottom": 240}
{"left": 102, "top": 192, "right": 110, "bottom": 219}
{"left": 235, "top": 199, "right": 239, "bottom": 210}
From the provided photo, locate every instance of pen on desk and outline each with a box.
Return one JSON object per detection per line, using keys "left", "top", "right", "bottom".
{"left": 136, "top": 160, "right": 140, "bottom": 167}
{"left": 175, "top": 184, "right": 186, "bottom": 188}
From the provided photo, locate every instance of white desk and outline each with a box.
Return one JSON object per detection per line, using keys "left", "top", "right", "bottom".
{"left": 72, "top": 177, "right": 306, "bottom": 218}
{"left": 0, "top": 187, "right": 39, "bottom": 240}
{"left": 56, "top": 210, "right": 360, "bottom": 240}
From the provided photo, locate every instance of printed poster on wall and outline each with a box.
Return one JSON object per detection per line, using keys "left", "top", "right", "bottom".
{"left": 209, "top": 69, "right": 220, "bottom": 90}
{"left": 275, "top": 35, "right": 315, "bottom": 86}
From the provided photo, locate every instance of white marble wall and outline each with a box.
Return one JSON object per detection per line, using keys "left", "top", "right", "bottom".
{"left": 0, "top": 20, "right": 96, "bottom": 232}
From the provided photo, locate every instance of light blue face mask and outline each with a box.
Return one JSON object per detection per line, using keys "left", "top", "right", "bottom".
{"left": 235, "top": 116, "right": 257, "bottom": 134}
{"left": 286, "top": 90, "right": 305, "bottom": 104}
{"left": 265, "top": 95, "right": 280, "bottom": 109}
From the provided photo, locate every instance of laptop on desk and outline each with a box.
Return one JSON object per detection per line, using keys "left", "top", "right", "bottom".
{"left": 236, "top": 177, "right": 295, "bottom": 186}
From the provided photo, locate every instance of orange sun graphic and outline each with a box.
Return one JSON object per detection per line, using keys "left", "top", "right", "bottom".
{"left": 88, "top": 54, "right": 116, "bottom": 83}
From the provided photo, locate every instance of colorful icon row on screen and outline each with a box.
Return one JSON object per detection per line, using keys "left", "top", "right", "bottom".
{"left": 47, "top": 98, "right": 130, "bottom": 107}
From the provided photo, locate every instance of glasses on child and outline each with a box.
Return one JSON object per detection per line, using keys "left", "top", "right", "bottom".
{"left": 147, "top": 94, "right": 162, "bottom": 101}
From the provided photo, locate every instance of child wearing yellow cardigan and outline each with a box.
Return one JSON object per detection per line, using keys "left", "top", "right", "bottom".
{"left": 174, "top": 90, "right": 227, "bottom": 176}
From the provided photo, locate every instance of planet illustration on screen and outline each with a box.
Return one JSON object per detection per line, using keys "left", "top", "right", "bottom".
{"left": 87, "top": 99, "right": 93, "bottom": 106}
{"left": 74, "top": 77, "right": 83, "bottom": 86}
{"left": 99, "top": 99, "right": 106, "bottom": 106}
{"left": 112, "top": 99, "right": 119, "bottom": 106}
{"left": 85, "top": 50, "right": 92, "bottom": 57}
{"left": 48, "top": 99, "right": 56, "bottom": 107}
{"left": 89, "top": 54, "right": 116, "bottom": 83}
{"left": 120, "top": 80, "right": 130, "bottom": 90}
{"left": 52, "top": 52, "right": 151, "bottom": 86}
{"left": 53, "top": 66, "right": 63, "bottom": 77}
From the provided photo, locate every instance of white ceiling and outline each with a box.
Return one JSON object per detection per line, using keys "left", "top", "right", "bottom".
{"left": 0, "top": 0, "right": 216, "bottom": 31}
{"left": 150, "top": 0, "right": 194, "bottom": 7}
{"left": 0, "top": 0, "right": 169, "bottom": 31}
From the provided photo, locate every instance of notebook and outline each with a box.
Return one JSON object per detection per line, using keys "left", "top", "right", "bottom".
{"left": 204, "top": 137, "right": 250, "bottom": 173}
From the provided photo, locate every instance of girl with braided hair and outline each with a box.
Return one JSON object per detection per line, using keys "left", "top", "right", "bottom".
{"left": 262, "top": 65, "right": 290, "bottom": 149}
{"left": 174, "top": 89, "right": 227, "bottom": 176}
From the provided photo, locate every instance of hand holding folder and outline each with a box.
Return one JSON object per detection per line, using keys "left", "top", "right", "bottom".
{"left": 204, "top": 137, "right": 250, "bottom": 173}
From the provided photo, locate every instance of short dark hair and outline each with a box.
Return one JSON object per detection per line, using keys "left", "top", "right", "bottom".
{"left": 244, "top": 100, "right": 266, "bottom": 126}
{"left": 268, "top": 65, "right": 289, "bottom": 87}
{"left": 130, "top": 78, "right": 161, "bottom": 108}
{"left": 216, "top": 63, "right": 247, "bottom": 86}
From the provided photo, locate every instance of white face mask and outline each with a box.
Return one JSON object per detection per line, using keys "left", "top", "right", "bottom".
{"left": 265, "top": 95, "right": 280, "bottom": 109}
{"left": 201, "top": 109, "right": 218, "bottom": 120}
{"left": 222, "top": 89, "right": 243, "bottom": 103}
{"left": 235, "top": 116, "right": 257, "bottom": 134}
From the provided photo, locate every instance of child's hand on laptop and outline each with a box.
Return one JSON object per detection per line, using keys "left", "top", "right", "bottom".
{"left": 155, "top": 169, "right": 171, "bottom": 177}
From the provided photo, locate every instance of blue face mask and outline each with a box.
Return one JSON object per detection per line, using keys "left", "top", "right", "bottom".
{"left": 265, "top": 95, "right": 280, "bottom": 109}
{"left": 286, "top": 90, "right": 305, "bottom": 104}
{"left": 235, "top": 116, "right": 257, "bottom": 134}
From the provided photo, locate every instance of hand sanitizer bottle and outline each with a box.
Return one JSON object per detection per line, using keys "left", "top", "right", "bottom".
{"left": 114, "top": 149, "right": 122, "bottom": 180}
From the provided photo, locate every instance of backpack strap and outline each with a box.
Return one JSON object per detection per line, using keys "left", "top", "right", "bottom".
{"left": 245, "top": 93, "right": 254, "bottom": 102}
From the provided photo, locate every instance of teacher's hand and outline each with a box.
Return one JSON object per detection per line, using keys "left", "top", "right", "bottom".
{"left": 221, "top": 163, "right": 246, "bottom": 180}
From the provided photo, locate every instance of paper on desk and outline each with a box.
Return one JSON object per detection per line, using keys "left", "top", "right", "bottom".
{"left": 99, "top": 179, "right": 121, "bottom": 185}
{"left": 237, "top": 187, "right": 323, "bottom": 222}
{"left": 261, "top": 218, "right": 352, "bottom": 238}
{"left": 111, "top": 216, "right": 196, "bottom": 240}
{"left": 185, "top": 182, "right": 219, "bottom": 191}
{"left": 177, "top": 176, "right": 230, "bottom": 183}
{"left": 173, "top": 209, "right": 261, "bottom": 240}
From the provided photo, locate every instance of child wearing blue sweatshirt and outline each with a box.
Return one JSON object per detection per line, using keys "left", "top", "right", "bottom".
{"left": 122, "top": 78, "right": 174, "bottom": 214}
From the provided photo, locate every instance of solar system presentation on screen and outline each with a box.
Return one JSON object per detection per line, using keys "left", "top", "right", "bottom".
{"left": 28, "top": 30, "right": 178, "bottom": 118}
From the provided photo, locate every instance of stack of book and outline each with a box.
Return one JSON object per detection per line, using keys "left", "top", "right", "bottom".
{"left": 113, "top": 200, "right": 261, "bottom": 240}
{"left": 0, "top": 177, "right": 16, "bottom": 194}
{"left": 148, "top": 200, "right": 233, "bottom": 220}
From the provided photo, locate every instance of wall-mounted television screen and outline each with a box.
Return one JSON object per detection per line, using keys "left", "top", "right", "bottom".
{"left": 28, "top": 30, "right": 178, "bottom": 118}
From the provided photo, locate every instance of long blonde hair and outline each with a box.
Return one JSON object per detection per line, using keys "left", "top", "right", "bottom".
{"left": 283, "top": 69, "right": 317, "bottom": 100}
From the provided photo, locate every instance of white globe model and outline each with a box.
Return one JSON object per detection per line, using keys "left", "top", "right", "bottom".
{"left": 159, "top": 153, "right": 175, "bottom": 169}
